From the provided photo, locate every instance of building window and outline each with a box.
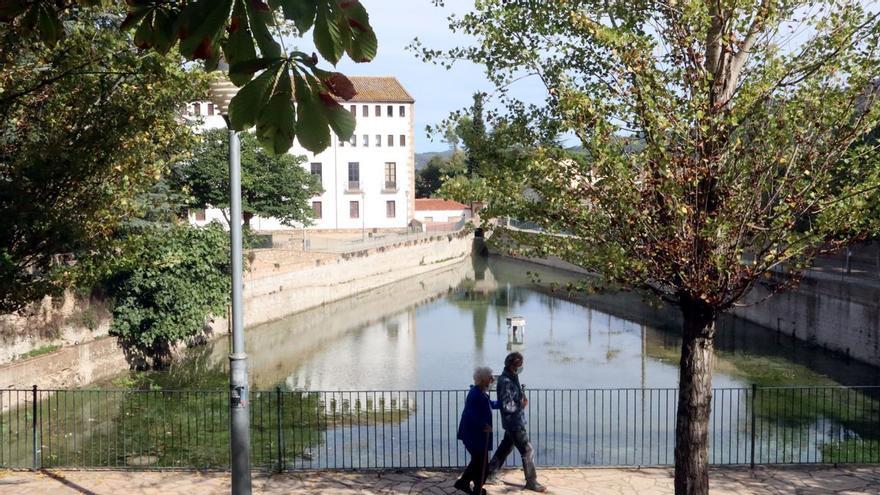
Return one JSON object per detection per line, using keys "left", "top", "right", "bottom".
{"left": 350, "top": 135, "right": 356, "bottom": 147}
{"left": 387, "top": 134, "right": 393, "bottom": 147}
{"left": 384, "top": 162, "right": 397, "bottom": 189}
{"left": 375, "top": 134, "right": 381, "bottom": 147}
{"left": 207, "top": 103, "right": 215, "bottom": 116}
{"left": 350, "top": 104, "right": 356, "bottom": 114}
{"left": 350, "top": 201, "right": 360, "bottom": 219}
{"left": 375, "top": 104, "right": 381, "bottom": 116}
{"left": 399, "top": 134, "right": 406, "bottom": 147}
{"left": 399, "top": 105, "right": 405, "bottom": 117}
{"left": 363, "top": 134, "right": 369, "bottom": 147}
{"left": 312, "top": 201, "right": 322, "bottom": 219}
{"left": 193, "top": 209, "right": 206, "bottom": 221}
{"left": 192, "top": 103, "right": 201, "bottom": 116}
{"left": 310, "top": 162, "right": 322, "bottom": 182}
{"left": 362, "top": 105, "right": 368, "bottom": 117}
{"left": 387, "top": 105, "right": 393, "bottom": 117}
{"left": 386, "top": 201, "right": 396, "bottom": 218}
{"left": 348, "top": 162, "right": 360, "bottom": 190}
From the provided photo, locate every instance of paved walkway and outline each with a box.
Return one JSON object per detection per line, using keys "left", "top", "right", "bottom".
{"left": 1, "top": 466, "right": 878, "bottom": 494}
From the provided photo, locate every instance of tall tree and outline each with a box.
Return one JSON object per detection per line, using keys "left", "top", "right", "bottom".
{"left": 172, "top": 128, "right": 322, "bottom": 229}
{"left": 1, "top": 0, "right": 379, "bottom": 310}
{"left": 419, "top": 2, "right": 880, "bottom": 493}
{"left": 416, "top": 155, "right": 467, "bottom": 198}
{"left": 0, "top": 10, "right": 203, "bottom": 313}
{"left": 459, "top": 92, "right": 488, "bottom": 176}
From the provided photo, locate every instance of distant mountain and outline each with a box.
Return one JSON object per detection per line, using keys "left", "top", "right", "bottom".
{"left": 415, "top": 150, "right": 454, "bottom": 170}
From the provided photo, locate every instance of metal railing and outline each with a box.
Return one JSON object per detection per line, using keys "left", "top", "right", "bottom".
{"left": 1, "top": 386, "right": 878, "bottom": 470}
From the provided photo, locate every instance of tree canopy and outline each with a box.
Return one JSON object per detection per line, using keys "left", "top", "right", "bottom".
{"left": 0, "top": 9, "right": 204, "bottom": 313}
{"left": 1, "top": 0, "right": 376, "bottom": 155}
{"left": 420, "top": 1, "right": 880, "bottom": 493}
{"left": 172, "top": 128, "right": 322, "bottom": 229}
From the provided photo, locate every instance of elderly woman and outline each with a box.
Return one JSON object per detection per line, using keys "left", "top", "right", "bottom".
{"left": 455, "top": 367, "right": 499, "bottom": 495}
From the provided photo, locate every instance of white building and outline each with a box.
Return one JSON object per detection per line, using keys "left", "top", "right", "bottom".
{"left": 413, "top": 198, "right": 471, "bottom": 231}
{"left": 188, "top": 76, "right": 415, "bottom": 231}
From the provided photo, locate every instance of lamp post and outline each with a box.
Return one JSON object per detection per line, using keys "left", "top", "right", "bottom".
{"left": 208, "top": 74, "right": 252, "bottom": 495}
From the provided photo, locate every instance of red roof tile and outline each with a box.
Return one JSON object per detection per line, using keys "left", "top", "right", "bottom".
{"left": 337, "top": 76, "right": 414, "bottom": 103}
{"left": 415, "top": 199, "right": 468, "bottom": 211}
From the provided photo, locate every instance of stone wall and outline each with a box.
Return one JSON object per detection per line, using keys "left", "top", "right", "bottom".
{"left": 0, "top": 291, "right": 112, "bottom": 364}
{"left": 732, "top": 272, "right": 880, "bottom": 367}
{"left": 0, "top": 231, "right": 475, "bottom": 395}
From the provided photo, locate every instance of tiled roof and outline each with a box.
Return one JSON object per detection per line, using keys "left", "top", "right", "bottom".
{"left": 339, "top": 76, "right": 414, "bottom": 103}
{"left": 415, "top": 199, "right": 468, "bottom": 211}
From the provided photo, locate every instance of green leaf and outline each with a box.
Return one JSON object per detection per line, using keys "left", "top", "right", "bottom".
{"left": 319, "top": 92, "right": 356, "bottom": 141}
{"left": 178, "top": 0, "right": 233, "bottom": 60}
{"left": 223, "top": 0, "right": 258, "bottom": 86}
{"left": 347, "top": 27, "right": 377, "bottom": 63}
{"left": 244, "top": 0, "right": 281, "bottom": 59}
{"left": 37, "top": 5, "right": 63, "bottom": 46}
{"left": 276, "top": 0, "right": 317, "bottom": 34}
{"left": 293, "top": 73, "right": 330, "bottom": 152}
{"left": 0, "top": 2, "right": 28, "bottom": 20}
{"left": 339, "top": 0, "right": 376, "bottom": 62}
{"left": 150, "top": 10, "right": 177, "bottom": 54}
{"left": 313, "top": 2, "right": 343, "bottom": 65}
{"left": 228, "top": 63, "right": 281, "bottom": 131}
{"left": 120, "top": 7, "right": 151, "bottom": 31}
{"left": 256, "top": 69, "right": 296, "bottom": 155}
{"left": 229, "top": 57, "right": 281, "bottom": 76}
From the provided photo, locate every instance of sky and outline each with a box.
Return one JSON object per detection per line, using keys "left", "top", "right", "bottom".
{"left": 290, "top": 0, "right": 548, "bottom": 153}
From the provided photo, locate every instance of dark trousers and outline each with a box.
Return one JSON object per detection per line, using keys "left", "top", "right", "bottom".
{"left": 486, "top": 428, "right": 537, "bottom": 484}
{"left": 458, "top": 446, "right": 489, "bottom": 493}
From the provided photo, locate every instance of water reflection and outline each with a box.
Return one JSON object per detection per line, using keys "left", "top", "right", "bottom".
{"left": 155, "top": 254, "right": 877, "bottom": 392}
{"left": 57, "top": 254, "right": 877, "bottom": 469}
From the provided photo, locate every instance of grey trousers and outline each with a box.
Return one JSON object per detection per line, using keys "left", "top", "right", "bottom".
{"left": 486, "top": 427, "right": 537, "bottom": 483}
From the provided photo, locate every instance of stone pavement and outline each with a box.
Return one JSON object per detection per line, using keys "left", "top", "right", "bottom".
{"left": 0, "top": 466, "right": 878, "bottom": 494}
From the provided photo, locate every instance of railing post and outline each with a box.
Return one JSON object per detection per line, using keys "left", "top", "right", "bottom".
{"left": 31, "top": 384, "right": 38, "bottom": 471}
{"left": 276, "top": 386, "right": 284, "bottom": 473}
{"left": 750, "top": 384, "right": 757, "bottom": 469}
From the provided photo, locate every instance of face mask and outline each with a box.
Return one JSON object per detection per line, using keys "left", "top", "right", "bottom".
{"left": 516, "top": 366, "right": 524, "bottom": 375}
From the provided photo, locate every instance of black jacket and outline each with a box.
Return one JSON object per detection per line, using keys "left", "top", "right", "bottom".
{"left": 496, "top": 369, "right": 526, "bottom": 431}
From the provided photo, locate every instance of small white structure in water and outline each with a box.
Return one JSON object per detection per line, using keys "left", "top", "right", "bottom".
{"left": 506, "top": 316, "right": 526, "bottom": 349}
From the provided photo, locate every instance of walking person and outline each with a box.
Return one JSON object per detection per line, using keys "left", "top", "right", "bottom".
{"left": 455, "top": 367, "right": 499, "bottom": 495}
{"left": 485, "top": 352, "right": 547, "bottom": 492}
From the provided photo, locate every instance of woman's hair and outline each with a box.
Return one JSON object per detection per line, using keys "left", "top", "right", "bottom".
{"left": 504, "top": 351, "right": 523, "bottom": 368}
{"left": 473, "top": 366, "right": 494, "bottom": 383}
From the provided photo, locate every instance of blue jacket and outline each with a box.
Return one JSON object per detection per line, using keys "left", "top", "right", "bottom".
{"left": 496, "top": 369, "right": 526, "bottom": 431}
{"left": 457, "top": 385, "right": 499, "bottom": 452}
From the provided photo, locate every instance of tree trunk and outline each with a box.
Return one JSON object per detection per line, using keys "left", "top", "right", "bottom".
{"left": 242, "top": 211, "right": 253, "bottom": 230}
{"left": 674, "top": 303, "right": 717, "bottom": 495}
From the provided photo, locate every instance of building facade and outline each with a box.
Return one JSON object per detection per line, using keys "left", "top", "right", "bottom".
{"left": 189, "top": 76, "right": 415, "bottom": 231}
{"left": 414, "top": 198, "right": 471, "bottom": 231}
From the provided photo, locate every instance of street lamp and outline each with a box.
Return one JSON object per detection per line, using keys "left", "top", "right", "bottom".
{"left": 208, "top": 72, "right": 252, "bottom": 495}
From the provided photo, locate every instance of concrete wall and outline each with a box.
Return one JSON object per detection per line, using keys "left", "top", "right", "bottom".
{"left": 0, "top": 231, "right": 474, "bottom": 396}
{"left": 732, "top": 272, "right": 880, "bottom": 366}
{"left": 240, "top": 230, "right": 474, "bottom": 328}
{"left": 490, "top": 234, "right": 880, "bottom": 368}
